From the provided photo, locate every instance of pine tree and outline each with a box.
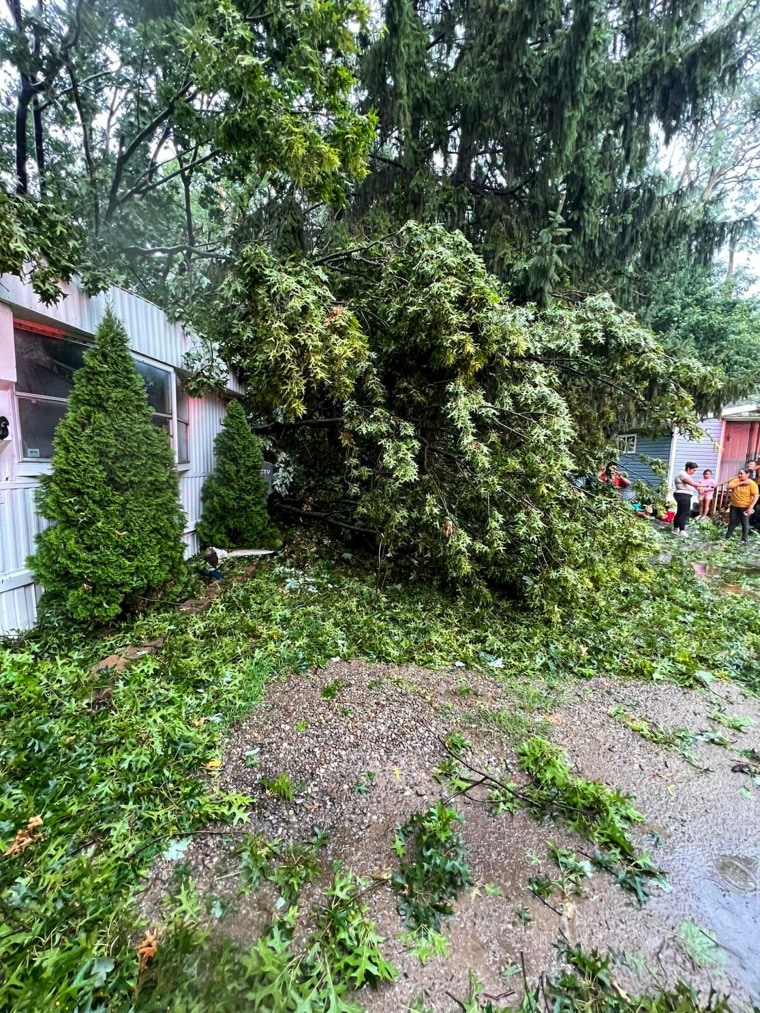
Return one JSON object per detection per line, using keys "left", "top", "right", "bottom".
{"left": 29, "top": 309, "right": 186, "bottom": 625}
{"left": 357, "top": 0, "right": 752, "bottom": 304}
{"left": 197, "top": 399, "right": 271, "bottom": 549}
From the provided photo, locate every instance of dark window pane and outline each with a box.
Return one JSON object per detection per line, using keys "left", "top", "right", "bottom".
{"left": 135, "top": 361, "right": 171, "bottom": 415}
{"left": 177, "top": 420, "right": 189, "bottom": 463}
{"left": 14, "top": 329, "right": 88, "bottom": 398}
{"left": 176, "top": 380, "right": 190, "bottom": 423}
{"left": 17, "top": 398, "right": 68, "bottom": 459}
{"left": 152, "top": 415, "right": 171, "bottom": 432}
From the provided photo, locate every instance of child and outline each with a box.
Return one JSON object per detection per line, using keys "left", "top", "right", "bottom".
{"left": 697, "top": 469, "right": 716, "bottom": 520}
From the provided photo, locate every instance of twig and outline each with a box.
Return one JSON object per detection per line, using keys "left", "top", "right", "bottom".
{"left": 531, "top": 890, "right": 563, "bottom": 918}
{"left": 520, "top": 951, "right": 530, "bottom": 997}
{"left": 435, "top": 730, "right": 577, "bottom": 814}
{"left": 276, "top": 504, "right": 379, "bottom": 536}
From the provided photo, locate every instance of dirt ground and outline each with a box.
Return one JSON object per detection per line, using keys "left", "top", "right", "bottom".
{"left": 138, "top": 661, "right": 760, "bottom": 1011}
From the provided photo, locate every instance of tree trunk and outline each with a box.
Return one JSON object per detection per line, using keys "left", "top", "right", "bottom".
{"left": 33, "top": 97, "right": 46, "bottom": 194}
{"left": 726, "top": 235, "right": 736, "bottom": 280}
{"left": 15, "top": 88, "right": 31, "bottom": 195}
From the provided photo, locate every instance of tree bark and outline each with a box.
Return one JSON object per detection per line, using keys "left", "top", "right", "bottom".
{"left": 15, "top": 88, "right": 31, "bottom": 195}
{"left": 32, "top": 97, "right": 45, "bottom": 193}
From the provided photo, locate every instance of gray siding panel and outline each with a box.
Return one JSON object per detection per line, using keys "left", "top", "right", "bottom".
{"left": 672, "top": 419, "right": 721, "bottom": 482}
{"left": 616, "top": 435, "right": 672, "bottom": 487}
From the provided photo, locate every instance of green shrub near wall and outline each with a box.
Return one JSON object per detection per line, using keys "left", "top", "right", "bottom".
{"left": 197, "top": 399, "right": 272, "bottom": 548}
{"left": 28, "top": 309, "right": 187, "bottom": 625}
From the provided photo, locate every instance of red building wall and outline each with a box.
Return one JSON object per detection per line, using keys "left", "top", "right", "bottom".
{"left": 718, "top": 419, "right": 760, "bottom": 483}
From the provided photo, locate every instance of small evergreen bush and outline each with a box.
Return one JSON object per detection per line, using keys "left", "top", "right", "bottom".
{"left": 197, "top": 399, "right": 271, "bottom": 548}
{"left": 29, "top": 310, "right": 186, "bottom": 625}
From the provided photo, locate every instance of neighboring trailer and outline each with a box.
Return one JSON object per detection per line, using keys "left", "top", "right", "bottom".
{"left": 718, "top": 413, "right": 760, "bottom": 484}
{"left": 615, "top": 418, "right": 723, "bottom": 497}
{"left": 0, "top": 274, "right": 242, "bottom": 636}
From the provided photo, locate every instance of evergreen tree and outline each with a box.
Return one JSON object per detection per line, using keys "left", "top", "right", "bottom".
{"left": 197, "top": 399, "right": 271, "bottom": 548}
{"left": 357, "top": 0, "right": 755, "bottom": 303}
{"left": 29, "top": 310, "right": 186, "bottom": 625}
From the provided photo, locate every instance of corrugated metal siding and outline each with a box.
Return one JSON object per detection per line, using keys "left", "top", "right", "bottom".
{"left": 616, "top": 434, "right": 672, "bottom": 487}
{"left": 616, "top": 419, "right": 722, "bottom": 496}
{"left": 0, "top": 582, "right": 41, "bottom": 640}
{"left": 0, "top": 484, "right": 47, "bottom": 576}
{"left": 0, "top": 276, "right": 237, "bottom": 635}
{"left": 0, "top": 273, "right": 244, "bottom": 393}
{"left": 719, "top": 420, "right": 760, "bottom": 483}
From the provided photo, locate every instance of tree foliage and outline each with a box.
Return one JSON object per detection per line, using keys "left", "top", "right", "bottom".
{"left": 0, "top": 192, "right": 84, "bottom": 300}
{"left": 197, "top": 398, "right": 272, "bottom": 548}
{"left": 203, "top": 224, "right": 714, "bottom": 606}
{"left": 4, "top": 0, "right": 760, "bottom": 599}
{"left": 639, "top": 265, "right": 760, "bottom": 405}
{"left": 0, "top": 0, "right": 374, "bottom": 302}
{"left": 29, "top": 310, "right": 186, "bottom": 625}
{"left": 356, "top": 0, "right": 757, "bottom": 303}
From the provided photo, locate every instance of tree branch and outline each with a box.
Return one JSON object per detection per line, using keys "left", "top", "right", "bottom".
{"left": 277, "top": 504, "right": 378, "bottom": 536}
{"left": 122, "top": 244, "right": 231, "bottom": 262}
{"left": 105, "top": 80, "right": 193, "bottom": 223}
{"left": 252, "top": 417, "right": 344, "bottom": 432}
{"left": 66, "top": 63, "right": 99, "bottom": 231}
{"left": 115, "top": 147, "right": 220, "bottom": 205}
{"left": 37, "top": 68, "right": 116, "bottom": 111}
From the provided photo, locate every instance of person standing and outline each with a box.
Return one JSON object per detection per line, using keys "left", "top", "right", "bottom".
{"left": 725, "top": 468, "right": 760, "bottom": 545}
{"left": 696, "top": 469, "right": 716, "bottom": 520}
{"left": 673, "top": 462, "right": 700, "bottom": 534}
{"left": 744, "top": 461, "right": 760, "bottom": 529}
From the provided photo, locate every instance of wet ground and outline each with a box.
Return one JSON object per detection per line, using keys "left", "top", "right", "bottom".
{"left": 138, "top": 660, "right": 760, "bottom": 1011}
{"left": 655, "top": 531, "right": 760, "bottom": 600}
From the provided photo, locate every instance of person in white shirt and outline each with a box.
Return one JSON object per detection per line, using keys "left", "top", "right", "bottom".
{"left": 673, "top": 462, "right": 700, "bottom": 534}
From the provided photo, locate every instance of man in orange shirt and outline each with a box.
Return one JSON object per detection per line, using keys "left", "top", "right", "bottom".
{"left": 725, "top": 468, "right": 760, "bottom": 545}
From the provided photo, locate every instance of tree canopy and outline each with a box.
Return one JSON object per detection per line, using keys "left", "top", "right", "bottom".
{"left": 356, "top": 0, "right": 758, "bottom": 303}
{"left": 199, "top": 223, "right": 716, "bottom": 603}
{"left": 3, "top": 0, "right": 760, "bottom": 597}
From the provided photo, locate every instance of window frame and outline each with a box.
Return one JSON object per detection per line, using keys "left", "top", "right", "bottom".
{"left": 12, "top": 321, "right": 189, "bottom": 470}
{"left": 616, "top": 433, "right": 637, "bottom": 456}
{"left": 175, "top": 376, "right": 190, "bottom": 467}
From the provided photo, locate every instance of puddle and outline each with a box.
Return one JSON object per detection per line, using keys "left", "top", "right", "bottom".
{"left": 662, "top": 842, "right": 760, "bottom": 997}
{"left": 714, "top": 855, "right": 758, "bottom": 894}
{"left": 687, "top": 561, "right": 760, "bottom": 600}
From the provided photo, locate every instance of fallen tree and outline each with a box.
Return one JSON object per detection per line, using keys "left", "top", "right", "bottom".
{"left": 197, "top": 224, "right": 718, "bottom": 610}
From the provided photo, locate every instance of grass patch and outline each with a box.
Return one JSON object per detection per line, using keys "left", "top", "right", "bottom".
{"left": 677, "top": 920, "right": 729, "bottom": 973}
{"left": 610, "top": 706, "right": 704, "bottom": 768}
{"left": 260, "top": 771, "right": 297, "bottom": 801}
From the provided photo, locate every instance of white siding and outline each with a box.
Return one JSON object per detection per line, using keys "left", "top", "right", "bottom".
{"left": 179, "top": 390, "right": 227, "bottom": 554}
{"left": 671, "top": 418, "right": 722, "bottom": 496}
{"left": 0, "top": 273, "right": 244, "bottom": 392}
{"left": 0, "top": 274, "right": 239, "bottom": 636}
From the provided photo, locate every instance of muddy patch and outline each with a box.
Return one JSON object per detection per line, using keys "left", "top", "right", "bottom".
{"left": 138, "top": 664, "right": 760, "bottom": 1010}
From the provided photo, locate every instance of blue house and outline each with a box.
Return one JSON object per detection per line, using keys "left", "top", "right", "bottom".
{"left": 614, "top": 417, "right": 723, "bottom": 497}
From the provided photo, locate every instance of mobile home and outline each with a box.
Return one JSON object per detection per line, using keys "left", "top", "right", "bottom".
{"left": 0, "top": 274, "right": 242, "bottom": 636}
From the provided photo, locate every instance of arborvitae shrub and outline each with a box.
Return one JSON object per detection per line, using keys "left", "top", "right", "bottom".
{"left": 29, "top": 310, "right": 186, "bottom": 625}
{"left": 197, "top": 399, "right": 271, "bottom": 548}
